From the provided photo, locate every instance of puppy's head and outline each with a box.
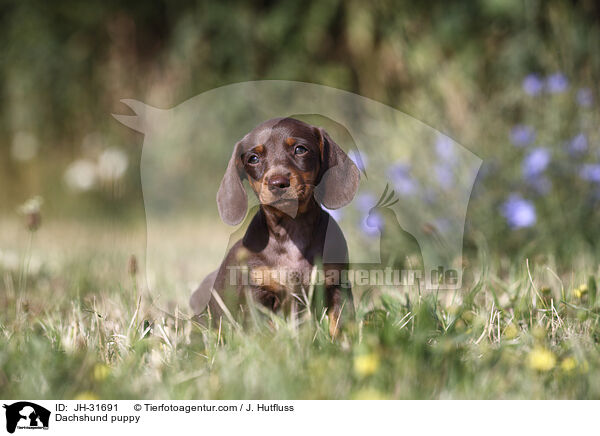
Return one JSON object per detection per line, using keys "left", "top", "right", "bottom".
{"left": 217, "top": 118, "right": 360, "bottom": 225}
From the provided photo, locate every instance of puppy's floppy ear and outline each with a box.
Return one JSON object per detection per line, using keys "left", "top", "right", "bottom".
{"left": 217, "top": 141, "right": 247, "bottom": 226}
{"left": 314, "top": 127, "right": 360, "bottom": 209}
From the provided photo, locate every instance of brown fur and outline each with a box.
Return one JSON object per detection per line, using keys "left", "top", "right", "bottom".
{"left": 190, "top": 118, "right": 360, "bottom": 337}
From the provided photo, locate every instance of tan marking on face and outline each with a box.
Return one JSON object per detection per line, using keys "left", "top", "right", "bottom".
{"left": 289, "top": 170, "right": 316, "bottom": 213}
{"left": 246, "top": 142, "right": 321, "bottom": 215}
{"left": 250, "top": 167, "right": 320, "bottom": 214}
{"left": 318, "top": 133, "right": 325, "bottom": 162}
{"left": 249, "top": 178, "right": 263, "bottom": 195}
{"left": 253, "top": 166, "right": 296, "bottom": 206}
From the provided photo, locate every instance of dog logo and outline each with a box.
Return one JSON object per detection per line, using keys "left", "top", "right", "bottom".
{"left": 2, "top": 402, "right": 50, "bottom": 434}
{"left": 113, "top": 80, "right": 481, "bottom": 302}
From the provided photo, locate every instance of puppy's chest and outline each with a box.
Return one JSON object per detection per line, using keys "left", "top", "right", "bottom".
{"left": 250, "top": 237, "right": 319, "bottom": 293}
{"left": 268, "top": 237, "right": 316, "bottom": 274}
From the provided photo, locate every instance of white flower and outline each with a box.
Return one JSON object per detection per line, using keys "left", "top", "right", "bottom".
{"left": 97, "top": 147, "right": 128, "bottom": 181}
{"left": 64, "top": 159, "right": 97, "bottom": 191}
{"left": 18, "top": 196, "right": 43, "bottom": 215}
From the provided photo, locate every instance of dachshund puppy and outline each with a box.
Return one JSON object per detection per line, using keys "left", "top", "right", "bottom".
{"left": 190, "top": 117, "right": 360, "bottom": 336}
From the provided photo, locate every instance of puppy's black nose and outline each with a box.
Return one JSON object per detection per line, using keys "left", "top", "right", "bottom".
{"left": 268, "top": 175, "right": 290, "bottom": 192}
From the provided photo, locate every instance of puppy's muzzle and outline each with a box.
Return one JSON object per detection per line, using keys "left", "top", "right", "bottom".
{"left": 268, "top": 174, "right": 291, "bottom": 194}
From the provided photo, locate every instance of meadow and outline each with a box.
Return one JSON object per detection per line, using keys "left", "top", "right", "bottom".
{"left": 1, "top": 208, "right": 599, "bottom": 399}
{"left": 1, "top": 0, "right": 600, "bottom": 400}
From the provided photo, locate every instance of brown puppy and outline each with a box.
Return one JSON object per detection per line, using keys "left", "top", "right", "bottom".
{"left": 190, "top": 117, "right": 360, "bottom": 336}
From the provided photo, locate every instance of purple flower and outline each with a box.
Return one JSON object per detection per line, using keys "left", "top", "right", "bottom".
{"left": 580, "top": 164, "right": 600, "bottom": 183}
{"left": 546, "top": 73, "right": 569, "bottom": 94}
{"left": 434, "top": 163, "right": 454, "bottom": 187}
{"left": 348, "top": 150, "right": 367, "bottom": 172}
{"left": 522, "top": 74, "right": 544, "bottom": 96}
{"left": 355, "top": 192, "right": 377, "bottom": 211}
{"left": 510, "top": 125, "right": 535, "bottom": 147}
{"left": 501, "top": 195, "right": 536, "bottom": 228}
{"left": 576, "top": 88, "right": 594, "bottom": 108}
{"left": 435, "top": 134, "right": 456, "bottom": 163}
{"left": 387, "top": 163, "right": 417, "bottom": 195}
{"left": 361, "top": 211, "right": 383, "bottom": 237}
{"left": 568, "top": 133, "right": 588, "bottom": 154}
{"left": 522, "top": 147, "right": 551, "bottom": 178}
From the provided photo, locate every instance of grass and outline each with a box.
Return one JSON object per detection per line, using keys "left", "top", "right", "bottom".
{"left": 1, "top": 217, "right": 600, "bottom": 400}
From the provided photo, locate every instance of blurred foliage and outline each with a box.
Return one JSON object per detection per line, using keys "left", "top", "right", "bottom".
{"left": 0, "top": 0, "right": 599, "bottom": 258}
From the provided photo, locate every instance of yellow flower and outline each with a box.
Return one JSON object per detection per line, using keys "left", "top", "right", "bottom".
{"left": 574, "top": 284, "right": 588, "bottom": 299}
{"left": 503, "top": 324, "right": 519, "bottom": 340}
{"left": 74, "top": 392, "right": 99, "bottom": 400}
{"left": 528, "top": 347, "right": 556, "bottom": 371}
{"left": 352, "top": 388, "right": 386, "bottom": 400}
{"left": 92, "top": 363, "right": 111, "bottom": 381}
{"left": 560, "top": 357, "right": 577, "bottom": 372}
{"left": 454, "top": 319, "right": 466, "bottom": 332}
{"left": 354, "top": 353, "right": 380, "bottom": 377}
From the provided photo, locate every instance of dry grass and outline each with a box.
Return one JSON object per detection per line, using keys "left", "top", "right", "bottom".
{"left": 1, "top": 217, "right": 600, "bottom": 399}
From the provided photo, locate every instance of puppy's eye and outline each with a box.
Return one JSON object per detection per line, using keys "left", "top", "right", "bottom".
{"left": 248, "top": 154, "right": 259, "bottom": 165}
{"left": 294, "top": 145, "right": 308, "bottom": 155}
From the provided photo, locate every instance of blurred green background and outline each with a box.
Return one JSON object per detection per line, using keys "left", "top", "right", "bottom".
{"left": 1, "top": 0, "right": 600, "bottom": 259}
{"left": 2, "top": 0, "right": 600, "bottom": 400}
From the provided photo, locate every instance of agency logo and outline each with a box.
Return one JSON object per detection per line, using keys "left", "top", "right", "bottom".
{"left": 2, "top": 402, "right": 50, "bottom": 434}
{"left": 113, "top": 80, "right": 481, "bottom": 304}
